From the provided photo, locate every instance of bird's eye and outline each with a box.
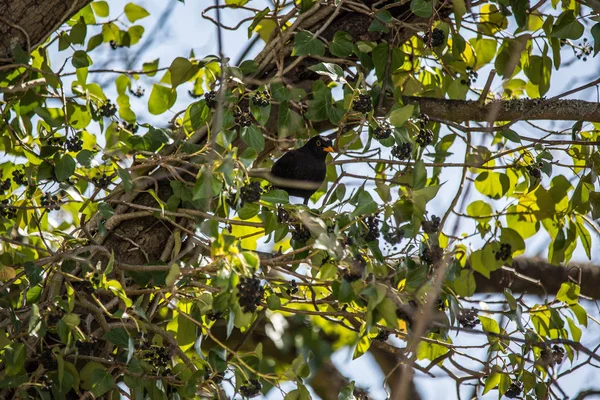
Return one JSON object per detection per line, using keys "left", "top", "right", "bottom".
{"left": 316, "top": 140, "right": 321, "bottom": 146}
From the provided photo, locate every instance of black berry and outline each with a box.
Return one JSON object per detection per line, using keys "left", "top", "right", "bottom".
{"left": 373, "top": 121, "right": 392, "bottom": 140}
{"left": 240, "top": 181, "right": 262, "bottom": 204}
{"left": 424, "top": 28, "right": 445, "bottom": 48}
{"left": 391, "top": 142, "right": 412, "bottom": 160}
{"left": 416, "top": 129, "right": 433, "bottom": 147}
{"left": 505, "top": 381, "right": 523, "bottom": 398}
{"left": 205, "top": 90, "right": 217, "bottom": 108}
{"left": 291, "top": 224, "right": 311, "bottom": 243}
{"left": 240, "top": 379, "right": 262, "bottom": 398}
{"left": 352, "top": 93, "right": 372, "bottom": 113}
{"left": 363, "top": 215, "right": 380, "bottom": 241}
{"left": 495, "top": 243, "right": 512, "bottom": 261}
{"left": 458, "top": 308, "right": 480, "bottom": 329}
{"left": 252, "top": 90, "right": 271, "bottom": 107}
{"left": 421, "top": 215, "right": 440, "bottom": 234}
{"left": 236, "top": 277, "right": 264, "bottom": 313}
{"left": 65, "top": 136, "right": 83, "bottom": 152}
{"left": 234, "top": 108, "right": 253, "bottom": 127}
{"left": 99, "top": 100, "right": 117, "bottom": 117}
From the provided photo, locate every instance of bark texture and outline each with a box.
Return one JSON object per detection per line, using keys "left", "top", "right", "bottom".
{"left": 0, "top": 0, "right": 90, "bottom": 60}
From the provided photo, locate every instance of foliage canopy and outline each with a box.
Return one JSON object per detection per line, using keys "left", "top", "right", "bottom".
{"left": 1, "top": 0, "right": 600, "bottom": 399}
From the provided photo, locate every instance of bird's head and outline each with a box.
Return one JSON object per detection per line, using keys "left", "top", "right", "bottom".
{"left": 304, "top": 135, "right": 334, "bottom": 158}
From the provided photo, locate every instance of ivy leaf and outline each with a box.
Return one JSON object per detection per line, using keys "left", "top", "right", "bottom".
{"left": 389, "top": 105, "right": 414, "bottom": 127}
{"left": 551, "top": 11, "right": 584, "bottom": 40}
{"left": 262, "top": 189, "right": 289, "bottom": 204}
{"left": 352, "top": 190, "right": 378, "bottom": 217}
{"left": 368, "top": 10, "right": 392, "bottom": 33}
{"left": 124, "top": 3, "right": 150, "bottom": 23}
{"left": 308, "top": 62, "right": 345, "bottom": 82}
{"left": 91, "top": 368, "right": 115, "bottom": 397}
{"left": 55, "top": 154, "right": 76, "bottom": 182}
{"left": 240, "top": 125, "right": 265, "bottom": 151}
{"left": 410, "top": 0, "right": 433, "bottom": 18}
{"left": 169, "top": 57, "right": 199, "bottom": 88}
{"left": 592, "top": 23, "right": 600, "bottom": 56}
{"left": 293, "top": 31, "right": 325, "bottom": 56}
{"left": 148, "top": 84, "right": 176, "bottom": 115}
{"left": 330, "top": 31, "right": 354, "bottom": 57}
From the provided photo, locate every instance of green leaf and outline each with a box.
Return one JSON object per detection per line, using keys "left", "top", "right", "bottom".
{"left": 124, "top": 3, "right": 150, "bottom": 23}
{"left": 102, "top": 328, "right": 130, "bottom": 348}
{"left": 148, "top": 84, "right": 176, "bottom": 115}
{"left": 55, "top": 154, "right": 76, "bottom": 182}
{"left": 453, "top": 0, "right": 466, "bottom": 28}
{"left": 411, "top": 0, "right": 433, "bottom": 18}
{"left": 479, "top": 315, "right": 500, "bottom": 334}
{"left": 500, "top": 129, "right": 521, "bottom": 143}
{"left": 143, "top": 59, "right": 159, "bottom": 76}
{"left": 169, "top": 57, "right": 200, "bottom": 88}
{"left": 308, "top": 62, "right": 345, "bottom": 82}
{"left": 262, "top": 189, "right": 289, "bottom": 204}
{"left": 368, "top": 10, "right": 392, "bottom": 33}
{"left": 267, "top": 295, "right": 280, "bottom": 310}
{"left": 293, "top": 31, "right": 325, "bottom": 56}
{"left": 352, "top": 190, "right": 378, "bottom": 217}
{"left": 592, "top": 23, "right": 600, "bottom": 56}
{"left": 72, "top": 50, "right": 91, "bottom": 68}
{"left": 474, "top": 172, "right": 511, "bottom": 199}
{"left": 238, "top": 203, "right": 260, "bottom": 220}
{"left": 91, "top": 368, "right": 115, "bottom": 396}
{"left": 91, "top": 1, "right": 109, "bottom": 17}
{"left": 330, "top": 31, "right": 354, "bottom": 57}
{"left": 338, "top": 382, "right": 356, "bottom": 400}
{"left": 551, "top": 11, "right": 584, "bottom": 40}
{"left": 117, "top": 168, "right": 134, "bottom": 193}
{"left": 240, "top": 126, "right": 265, "bottom": 151}
{"left": 389, "top": 105, "right": 414, "bottom": 128}
{"left": 556, "top": 282, "right": 580, "bottom": 305}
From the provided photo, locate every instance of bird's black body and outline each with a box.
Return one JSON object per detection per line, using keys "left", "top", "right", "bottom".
{"left": 270, "top": 136, "right": 334, "bottom": 204}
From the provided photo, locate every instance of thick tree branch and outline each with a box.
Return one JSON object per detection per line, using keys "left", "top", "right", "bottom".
{"left": 0, "top": 0, "right": 90, "bottom": 61}
{"left": 474, "top": 257, "right": 600, "bottom": 299}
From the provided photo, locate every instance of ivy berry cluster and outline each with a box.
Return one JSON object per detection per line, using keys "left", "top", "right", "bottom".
{"left": 252, "top": 90, "right": 271, "bottom": 107}
{"left": 12, "top": 169, "right": 26, "bottom": 185}
{"left": 234, "top": 108, "right": 253, "bottom": 127}
{"left": 363, "top": 215, "right": 380, "bottom": 241}
{"left": 352, "top": 93, "right": 372, "bottom": 113}
{"left": 92, "top": 173, "right": 112, "bottom": 189}
{"left": 461, "top": 66, "right": 478, "bottom": 86}
{"left": 495, "top": 243, "right": 512, "bottom": 261}
{"left": 240, "top": 379, "right": 262, "bottom": 398}
{"left": 237, "top": 277, "right": 264, "bottom": 313}
{"left": 505, "top": 381, "right": 523, "bottom": 398}
{"left": 240, "top": 181, "right": 262, "bottom": 204}
{"left": 205, "top": 90, "right": 217, "bottom": 108}
{"left": 0, "top": 178, "right": 11, "bottom": 194}
{"left": 291, "top": 224, "right": 311, "bottom": 243}
{"left": 457, "top": 308, "right": 480, "bottom": 329}
{"left": 391, "top": 142, "right": 412, "bottom": 160}
{"left": 421, "top": 215, "right": 440, "bottom": 234}
{"left": 286, "top": 279, "right": 299, "bottom": 295}
{"left": 373, "top": 121, "right": 392, "bottom": 140}
{"left": 424, "top": 28, "right": 445, "bottom": 48}
{"left": 99, "top": 100, "right": 117, "bottom": 117}
{"left": 421, "top": 244, "right": 443, "bottom": 265}
{"left": 41, "top": 193, "right": 61, "bottom": 211}
{"left": 0, "top": 199, "right": 16, "bottom": 219}
{"left": 66, "top": 135, "right": 83, "bottom": 152}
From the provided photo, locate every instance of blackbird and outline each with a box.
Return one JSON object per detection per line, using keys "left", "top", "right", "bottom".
{"left": 269, "top": 135, "right": 334, "bottom": 204}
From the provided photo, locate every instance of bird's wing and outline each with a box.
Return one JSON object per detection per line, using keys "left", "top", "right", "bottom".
{"left": 271, "top": 150, "right": 316, "bottom": 181}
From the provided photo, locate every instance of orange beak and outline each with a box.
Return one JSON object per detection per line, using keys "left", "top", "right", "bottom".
{"left": 323, "top": 146, "right": 334, "bottom": 153}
